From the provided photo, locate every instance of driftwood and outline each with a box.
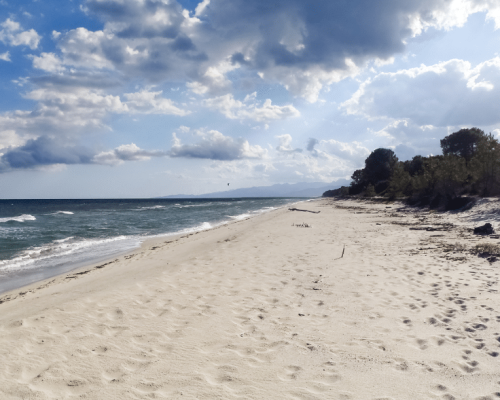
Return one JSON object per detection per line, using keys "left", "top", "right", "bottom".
{"left": 288, "top": 208, "right": 320, "bottom": 214}
{"left": 409, "top": 226, "right": 451, "bottom": 232}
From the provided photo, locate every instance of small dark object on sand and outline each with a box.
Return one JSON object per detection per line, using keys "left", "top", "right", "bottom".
{"left": 288, "top": 208, "right": 320, "bottom": 214}
{"left": 474, "top": 223, "right": 495, "bottom": 235}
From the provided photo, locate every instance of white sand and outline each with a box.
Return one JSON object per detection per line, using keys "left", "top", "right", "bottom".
{"left": 1, "top": 199, "right": 500, "bottom": 399}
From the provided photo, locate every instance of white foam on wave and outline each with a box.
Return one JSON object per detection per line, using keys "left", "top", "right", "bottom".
{"left": 229, "top": 214, "right": 251, "bottom": 221}
{"left": 137, "top": 205, "right": 165, "bottom": 210}
{"left": 0, "top": 235, "right": 138, "bottom": 272}
{"left": 0, "top": 214, "right": 36, "bottom": 223}
{"left": 54, "top": 236, "right": 74, "bottom": 243}
{"left": 54, "top": 211, "right": 74, "bottom": 215}
{"left": 181, "top": 221, "right": 212, "bottom": 233}
{"left": 174, "top": 203, "right": 213, "bottom": 208}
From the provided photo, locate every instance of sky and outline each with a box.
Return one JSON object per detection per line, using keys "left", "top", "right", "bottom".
{"left": 1, "top": 0, "right": 500, "bottom": 198}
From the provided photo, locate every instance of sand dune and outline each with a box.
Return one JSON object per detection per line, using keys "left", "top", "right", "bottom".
{"left": 1, "top": 199, "right": 500, "bottom": 399}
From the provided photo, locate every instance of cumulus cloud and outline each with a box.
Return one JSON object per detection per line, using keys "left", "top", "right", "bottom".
{"left": 0, "top": 19, "right": 40, "bottom": 49}
{"left": 0, "top": 136, "right": 94, "bottom": 172}
{"left": 276, "top": 134, "right": 302, "bottom": 153}
{"left": 0, "top": 87, "right": 187, "bottom": 152}
{"left": 319, "top": 139, "right": 370, "bottom": 162}
{"left": 46, "top": 0, "right": 500, "bottom": 103}
{"left": 367, "top": 120, "right": 444, "bottom": 157}
{"left": 0, "top": 137, "right": 169, "bottom": 171}
{"left": 169, "top": 129, "right": 266, "bottom": 160}
{"left": 200, "top": 0, "right": 500, "bottom": 101}
{"left": 203, "top": 94, "right": 299, "bottom": 122}
{"left": 31, "top": 53, "right": 65, "bottom": 72}
{"left": 342, "top": 57, "right": 500, "bottom": 127}
{"left": 124, "top": 90, "right": 190, "bottom": 115}
{"left": 93, "top": 143, "right": 168, "bottom": 165}
{"left": 3, "top": 0, "right": 500, "bottom": 177}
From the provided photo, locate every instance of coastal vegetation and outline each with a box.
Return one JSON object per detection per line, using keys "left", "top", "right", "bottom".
{"left": 324, "top": 128, "right": 500, "bottom": 209}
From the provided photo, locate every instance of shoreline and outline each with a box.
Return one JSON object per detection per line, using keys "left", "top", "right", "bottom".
{"left": 0, "top": 198, "right": 311, "bottom": 302}
{"left": 1, "top": 198, "right": 499, "bottom": 399}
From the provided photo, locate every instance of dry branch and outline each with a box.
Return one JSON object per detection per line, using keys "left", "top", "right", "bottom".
{"left": 288, "top": 208, "right": 320, "bottom": 214}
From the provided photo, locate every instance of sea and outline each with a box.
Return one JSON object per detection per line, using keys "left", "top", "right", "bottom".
{"left": 0, "top": 198, "right": 303, "bottom": 295}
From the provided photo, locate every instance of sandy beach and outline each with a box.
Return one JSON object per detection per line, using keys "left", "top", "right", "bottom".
{"left": 1, "top": 198, "right": 500, "bottom": 399}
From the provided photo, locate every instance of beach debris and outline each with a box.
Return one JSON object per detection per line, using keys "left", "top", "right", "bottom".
{"left": 409, "top": 225, "right": 453, "bottom": 231}
{"left": 473, "top": 223, "right": 495, "bottom": 235}
{"left": 341, "top": 244, "right": 345, "bottom": 258}
{"left": 288, "top": 207, "right": 320, "bottom": 214}
{"left": 292, "top": 222, "right": 311, "bottom": 228}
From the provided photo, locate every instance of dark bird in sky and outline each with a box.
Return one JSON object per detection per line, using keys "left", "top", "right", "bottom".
{"left": 227, "top": 183, "right": 230, "bottom": 186}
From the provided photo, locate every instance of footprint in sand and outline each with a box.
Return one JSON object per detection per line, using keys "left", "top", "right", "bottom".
{"left": 278, "top": 365, "right": 302, "bottom": 381}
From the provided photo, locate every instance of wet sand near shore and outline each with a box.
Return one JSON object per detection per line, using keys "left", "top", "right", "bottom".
{"left": 1, "top": 198, "right": 499, "bottom": 399}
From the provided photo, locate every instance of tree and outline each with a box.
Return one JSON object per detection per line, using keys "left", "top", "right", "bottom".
{"left": 440, "top": 128, "right": 485, "bottom": 163}
{"left": 364, "top": 148, "right": 398, "bottom": 185}
{"left": 349, "top": 169, "right": 367, "bottom": 195}
{"left": 469, "top": 133, "right": 500, "bottom": 196}
{"left": 364, "top": 184, "right": 376, "bottom": 197}
{"left": 403, "top": 155, "right": 425, "bottom": 176}
{"left": 387, "top": 162, "right": 412, "bottom": 198}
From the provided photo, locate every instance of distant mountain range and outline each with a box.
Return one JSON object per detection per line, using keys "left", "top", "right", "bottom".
{"left": 161, "top": 179, "right": 351, "bottom": 198}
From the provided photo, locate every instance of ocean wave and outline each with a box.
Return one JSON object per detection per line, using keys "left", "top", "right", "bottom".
{"left": 137, "top": 205, "right": 166, "bottom": 210}
{"left": 181, "top": 221, "right": 212, "bottom": 233}
{"left": 0, "top": 214, "right": 36, "bottom": 223}
{"left": 52, "top": 211, "right": 74, "bottom": 215}
{"left": 229, "top": 214, "right": 251, "bottom": 221}
{"left": 174, "top": 203, "right": 213, "bottom": 208}
{"left": 54, "top": 236, "right": 74, "bottom": 243}
{"left": 0, "top": 235, "right": 137, "bottom": 272}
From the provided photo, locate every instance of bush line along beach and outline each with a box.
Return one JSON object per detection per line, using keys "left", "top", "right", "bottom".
{"left": 1, "top": 189, "right": 500, "bottom": 398}
{"left": 324, "top": 127, "right": 500, "bottom": 211}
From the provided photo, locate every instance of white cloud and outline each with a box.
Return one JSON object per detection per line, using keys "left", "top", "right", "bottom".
{"left": 0, "top": 19, "right": 40, "bottom": 49}
{"left": 342, "top": 57, "right": 500, "bottom": 127}
{"left": 319, "top": 139, "right": 370, "bottom": 162}
{"left": 169, "top": 129, "right": 266, "bottom": 160}
{"left": 0, "top": 87, "right": 186, "bottom": 152}
{"left": 203, "top": 94, "right": 300, "bottom": 122}
{"left": 44, "top": 0, "right": 500, "bottom": 105}
{"left": 275, "top": 134, "right": 302, "bottom": 153}
{"left": 124, "top": 90, "right": 190, "bottom": 116}
{"left": 31, "top": 53, "right": 65, "bottom": 72}
{"left": 93, "top": 143, "right": 167, "bottom": 165}
{"left": 0, "top": 51, "right": 10, "bottom": 62}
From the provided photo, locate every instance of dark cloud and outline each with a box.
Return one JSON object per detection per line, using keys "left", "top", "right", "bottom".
{"left": 207, "top": 0, "right": 444, "bottom": 70}
{"left": 306, "top": 138, "right": 319, "bottom": 151}
{"left": 169, "top": 130, "right": 266, "bottom": 160}
{"left": 0, "top": 136, "right": 94, "bottom": 171}
{"left": 54, "top": 0, "right": 496, "bottom": 100}
{"left": 31, "top": 71, "right": 122, "bottom": 90}
{"left": 0, "top": 137, "right": 172, "bottom": 171}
